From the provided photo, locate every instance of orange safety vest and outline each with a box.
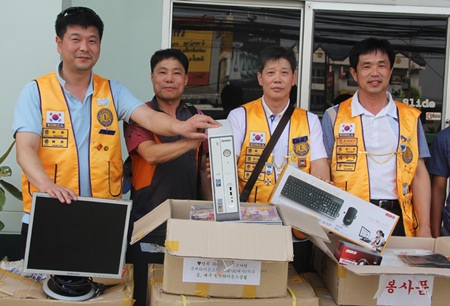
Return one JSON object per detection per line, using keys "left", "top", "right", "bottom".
{"left": 331, "top": 98, "right": 420, "bottom": 236}
{"left": 22, "top": 72, "right": 122, "bottom": 213}
{"left": 237, "top": 98, "right": 311, "bottom": 203}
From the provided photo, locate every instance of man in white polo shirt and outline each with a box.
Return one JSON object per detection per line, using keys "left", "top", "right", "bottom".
{"left": 321, "top": 37, "right": 431, "bottom": 237}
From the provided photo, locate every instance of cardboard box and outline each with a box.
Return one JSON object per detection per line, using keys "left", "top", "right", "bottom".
{"left": 302, "top": 272, "right": 338, "bottom": 306}
{"left": 312, "top": 235, "right": 450, "bottom": 306}
{"left": 132, "top": 199, "right": 294, "bottom": 298}
{"left": 0, "top": 265, "right": 134, "bottom": 305}
{"left": 270, "top": 165, "right": 399, "bottom": 252}
{"left": 334, "top": 240, "right": 383, "bottom": 266}
{"left": 149, "top": 263, "right": 319, "bottom": 305}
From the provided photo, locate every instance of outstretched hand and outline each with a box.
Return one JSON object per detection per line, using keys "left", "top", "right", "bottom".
{"left": 178, "top": 114, "right": 221, "bottom": 140}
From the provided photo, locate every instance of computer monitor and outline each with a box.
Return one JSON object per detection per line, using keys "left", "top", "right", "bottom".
{"left": 359, "top": 226, "right": 371, "bottom": 239}
{"left": 24, "top": 192, "right": 131, "bottom": 300}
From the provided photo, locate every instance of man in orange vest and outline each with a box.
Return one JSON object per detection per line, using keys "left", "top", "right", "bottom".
{"left": 12, "top": 7, "right": 218, "bottom": 257}
{"left": 321, "top": 38, "right": 431, "bottom": 237}
{"left": 123, "top": 48, "right": 212, "bottom": 306}
{"left": 227, "top": 45, "right": 330, "bottom": 272}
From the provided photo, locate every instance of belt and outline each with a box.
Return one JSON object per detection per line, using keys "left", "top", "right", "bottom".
{"left": 370, "top": 199, "right": 399, "bottom": 210}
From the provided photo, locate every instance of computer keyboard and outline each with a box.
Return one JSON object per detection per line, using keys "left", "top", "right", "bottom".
{"left": 281, "top": 175, "right": 344, "bottom": 219}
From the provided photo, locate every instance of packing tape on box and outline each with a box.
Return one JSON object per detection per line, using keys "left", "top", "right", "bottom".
{"left": 337, "top": 265, "right": 347, "bottom": 279}
{"left": 165, "top": 240, "right": 179, "bottom": 252}
{"left": 192, "top": 283, "right": 258, "bottom": 299}
{"left": 242, "top": 285, "right": 257, "bottom": 298}
{"left": 289, "top": 274, "right": 305, "bottom": 282}
{"left": 194, "top": 283, "right": 210, "bottom": 297}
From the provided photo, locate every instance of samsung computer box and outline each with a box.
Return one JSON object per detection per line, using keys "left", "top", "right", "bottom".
{"left": 208, "top": 119, "right": 240, "bottom": 221}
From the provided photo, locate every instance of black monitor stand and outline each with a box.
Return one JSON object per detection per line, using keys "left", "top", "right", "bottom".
{"left": 43, "top": 275, "right": 96, "bottom": 301}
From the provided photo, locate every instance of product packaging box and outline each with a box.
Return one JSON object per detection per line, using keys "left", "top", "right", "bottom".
{"left": 0, "top": 264, "right": 134, "bottom": 305}
{"left": 312, "top": 235, "right": 450, "bottom": 306}
{"left": 302, "top": 272, "right": 338, "bottom": 306}
{"left": 270, "top": 165, "right": 399, "bottom": 253}
{"left": 334, "top": 240, "right": 383, "bottom": 266}
{"left": 149, "top": 263, "right": 319, "bottom": 306}
{"left": 131, "top": 199, "right": 294, "bottom": 299}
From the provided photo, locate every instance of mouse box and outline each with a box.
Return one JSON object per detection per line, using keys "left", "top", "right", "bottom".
{"left": 334, "top": 240, "right": 383, "bottom": 266}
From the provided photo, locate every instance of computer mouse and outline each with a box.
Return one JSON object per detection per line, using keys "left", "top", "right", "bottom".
{"left": 343, "top": 207, "right": 357, "bottom": 225}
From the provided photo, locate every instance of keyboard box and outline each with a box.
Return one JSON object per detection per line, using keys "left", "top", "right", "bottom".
{"left": 270, "top": 165, "right": 399, "bottom": 253}
{"left": 131, "top": 199, "right": 293, "bottom": 299}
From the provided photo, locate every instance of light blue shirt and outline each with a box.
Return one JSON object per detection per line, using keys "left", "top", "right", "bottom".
{"left": 12, "top": 63, "right": 142, "bottom": 222}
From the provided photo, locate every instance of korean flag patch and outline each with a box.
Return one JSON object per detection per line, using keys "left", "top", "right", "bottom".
{"left": 250, "top": 132, "right": 266, "bottom": 145}
{"left": 339, "top": 123, "right": 355, "bottom": 134}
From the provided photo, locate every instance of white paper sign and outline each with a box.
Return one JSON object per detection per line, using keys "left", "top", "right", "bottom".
{"left": 182, "top": 258, "right": 262, "bottom": 285}
{"left": 376, "top": 274, "right": 434, "bottom": 306}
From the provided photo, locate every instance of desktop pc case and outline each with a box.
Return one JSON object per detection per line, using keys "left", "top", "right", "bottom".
{"left": 207, "top": 119, "right": 240, "bottom": 221}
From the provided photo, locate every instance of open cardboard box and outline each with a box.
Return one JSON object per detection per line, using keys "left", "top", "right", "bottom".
{"left": 311, "top": 235, "right": 450, "bottom": 306}
{"left": 131, "top": 199, "right": 296, "bottom": 299}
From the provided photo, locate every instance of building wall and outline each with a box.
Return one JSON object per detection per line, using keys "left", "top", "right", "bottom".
{"left": 0, "top": 0, "right": 165, "bottom": 235}
{"left": 1, "top": 0, "right": 449, "bottom": 236}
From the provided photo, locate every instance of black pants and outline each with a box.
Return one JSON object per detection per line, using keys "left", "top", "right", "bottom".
{"left": 20, "top": 223, "right": 28, "bottom": 259}
{"left": 370, "top": 200, "right": 405, "bottom": 236}
{"left": 126, "top": 235, "right": 165, "bottom": 306}
{"left": 292, "top": 240, "right": 314, "bottom": 273}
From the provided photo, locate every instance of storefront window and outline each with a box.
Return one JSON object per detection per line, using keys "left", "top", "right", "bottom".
{"left": 171, "top": 2, "right": 301, "bottom": 117}
{"left": 311, "top": 12, "right": 447, "bottom": 138}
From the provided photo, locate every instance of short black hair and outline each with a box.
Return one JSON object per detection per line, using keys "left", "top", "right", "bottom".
{"left": 150, "top": 48, "right": 189, "bottom": 74}
{"left": 55, "top": 7, "right": 104, "bottom": 40}
{"left": 349, "top": 38, "right": 395, "bottom": 71}
{"left": 259, "top": 45, "right": 297, "bottom": 72}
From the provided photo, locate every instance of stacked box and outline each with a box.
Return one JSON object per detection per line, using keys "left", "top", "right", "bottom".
{"left": 149, "top": 263, "right": 319, "bottom": 305}
{"left": 0, "top": 264, "right": 134, "bottom": 306}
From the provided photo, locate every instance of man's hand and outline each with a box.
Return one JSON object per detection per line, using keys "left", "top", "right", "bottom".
{"left": 40, "top": 182, "right": 77, "bottom": 204}
{"left": 176, "top": 114, "right": 220, "bottom": 140}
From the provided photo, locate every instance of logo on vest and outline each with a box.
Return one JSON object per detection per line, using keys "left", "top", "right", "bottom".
{"left": 292, "top": 136, "right": 310, "bottom": 156}
{"left": 401, "top": 146, "right": 413, "bottom": 164}
{"left": 97, "top": 108, "right": 114, "bottom": 127}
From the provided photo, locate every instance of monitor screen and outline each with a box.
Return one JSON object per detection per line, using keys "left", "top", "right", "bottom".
{"left": 24, "top": 193, "right": 131, "bottom": 279}
{"left": 359, "top": 226, "right": 371, "bottom": 239}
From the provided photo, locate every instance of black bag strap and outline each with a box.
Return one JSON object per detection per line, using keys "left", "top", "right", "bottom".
{"left": 240, "top": 105, "right": 295, "bottom": 202}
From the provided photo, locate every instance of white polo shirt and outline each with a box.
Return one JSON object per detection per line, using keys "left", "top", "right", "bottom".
{"left": 227, "top": 97, "right": 327, "bottom": 177}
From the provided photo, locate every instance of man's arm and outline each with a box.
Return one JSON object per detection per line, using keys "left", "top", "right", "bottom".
{"left": 411, "top": 159, "right": 432, "bottom": 237}
{"left": 135, "top": 138, "right": 201, "bottom": 165}
{"left": 130, "top": 104, "right": 219, "bottom": 140}
{"left": 310, "top": 158, "right": 330, "bottom": 181}
{"left": 430, "top": 175, "right": 446, "bottom": 237}
{"left": 15, "top": 132, "right": 77, "bottom": 203}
